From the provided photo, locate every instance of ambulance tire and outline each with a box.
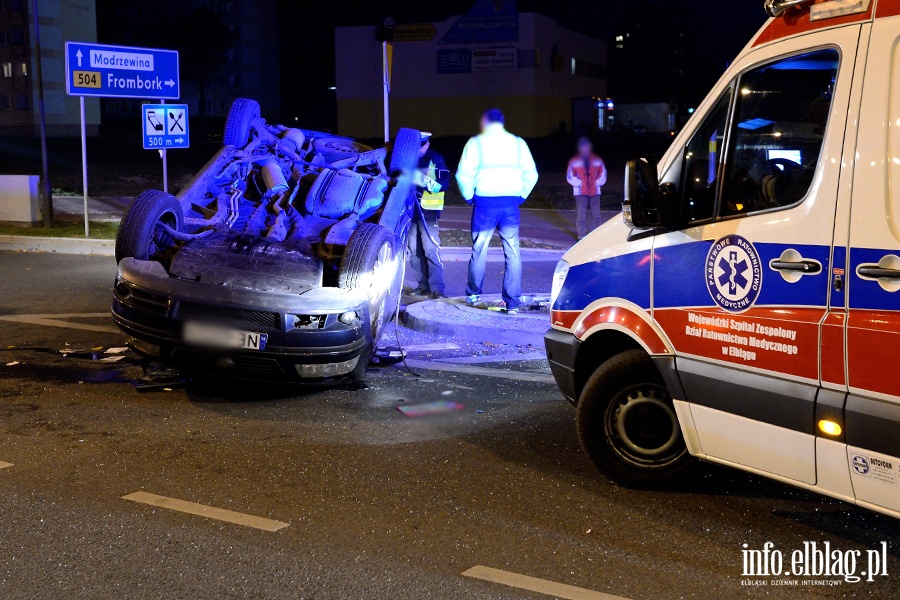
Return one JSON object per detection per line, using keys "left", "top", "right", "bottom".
{"left": 576, "top": 350, "right": 699, "bottom": 488}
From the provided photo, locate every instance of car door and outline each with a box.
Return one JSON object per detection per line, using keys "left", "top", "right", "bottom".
{"left": 842, "top": 12, "right": 900, "bottom": 515}
{"left": 651, "top": 27, "right": 860, "bottom": 485}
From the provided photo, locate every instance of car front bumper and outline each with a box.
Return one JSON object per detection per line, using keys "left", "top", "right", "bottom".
{"left": 544, "top": 327, "right": 579, "bottom": 404}
{"left": 112, "top": 258, "right": 373, "bottom": 382}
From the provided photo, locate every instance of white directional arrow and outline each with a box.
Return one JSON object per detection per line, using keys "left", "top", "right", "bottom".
{"left": 76, "top": 49, "right": 83, "bottom": 67}
{"left": 164, "top": 79, "right": 175, "bottom": 87}
{"left": 175, "top": 138, "right": 184, "bottom": 144}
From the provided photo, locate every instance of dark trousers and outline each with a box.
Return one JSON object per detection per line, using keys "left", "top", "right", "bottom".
{"left": 466, "top": 202, "right": 522, "bottom": 309}
{"left": 408, "top": 212, "right": 445, "bottom": 294}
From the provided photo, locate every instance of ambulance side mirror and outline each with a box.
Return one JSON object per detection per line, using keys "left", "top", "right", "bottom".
{"left": 623, "top": 157, "right": 681, "bottom": 230}
{"left": 624, "top": 157, "right": 660, "bottom": 229}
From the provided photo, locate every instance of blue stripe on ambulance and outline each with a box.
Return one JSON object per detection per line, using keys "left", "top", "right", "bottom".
{"left": 849, "top": 247, "right": 900, "bottom": 311}
{"left": 554, "top": 250, "right": 652, "bottom": 312}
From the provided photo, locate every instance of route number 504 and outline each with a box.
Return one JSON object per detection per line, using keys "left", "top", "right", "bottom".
{"left": 73, "top": 71, "right": 101, "bottom": 89}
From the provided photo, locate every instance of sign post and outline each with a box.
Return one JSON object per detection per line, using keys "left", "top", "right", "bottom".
{"left": 65, "top": 41, "right": 180, "bottom": 236}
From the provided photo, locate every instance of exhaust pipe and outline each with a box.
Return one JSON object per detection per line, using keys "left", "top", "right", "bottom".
{"left": 764, "top": 0, "right": 815, "bottom": 17}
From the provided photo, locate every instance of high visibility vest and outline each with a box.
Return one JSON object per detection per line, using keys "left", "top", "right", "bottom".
{"left": 420, "top": 158, "right": 445, "bottom": 210}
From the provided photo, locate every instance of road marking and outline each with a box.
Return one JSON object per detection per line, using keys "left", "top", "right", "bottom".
{"left": 403, "top": 343, "right": 461, "bottom": 353}
{"left": 462, "top": 566, "right": 631, "bottom": 600}
{"left": 403, "top": 359, "right": 555, "bottom": 384}
{"left": 122, "top": 491, "right": 289, "bottom": 532}
{"left": 437, "top": 351, "right": 547, "bottom": 365}
{"left": 0, "top": 313, "right": 119, "bottom": 334}
{"left": 0, "top": 461, "right": 12, "bottom": 470}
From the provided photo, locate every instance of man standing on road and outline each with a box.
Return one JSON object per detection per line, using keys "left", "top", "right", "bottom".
{"left": 456, "top": 109, "right": 539, "bottom": 315}
{"left": 408, "top": 133, "right": 451, "bottom": 299}
{"left": 566, "top": 137, "right": 607, "bottom": 239}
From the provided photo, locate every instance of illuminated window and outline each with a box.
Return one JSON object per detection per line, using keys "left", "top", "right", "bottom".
{"left": 19, "top": 61, "right": 26, "bottom": 77}
{"left": 1, "top": 62, "right": 11, "bottom": 78}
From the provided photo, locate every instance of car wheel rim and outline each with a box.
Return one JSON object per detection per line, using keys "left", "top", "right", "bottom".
{"left": 149, "top": 209, "right": 177, "bottom": 259}
{"left": 603, "top": 385, "right": 685, "bottom": 469}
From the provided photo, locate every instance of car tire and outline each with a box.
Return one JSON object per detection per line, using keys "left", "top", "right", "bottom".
{"left": 576, "top": 349, "right": 699, "bottom": 488}
{"left": 339, "top": 223, "right": 399, "bottom": 347}
{"left": 116, "top": 190, "right": 184, "bottom": 264}
{"left": 312, "top": 137, "right": 373, "bottom": 164}
{"left": 223, "top": 98, "right": 261, "bottom": 148}
{"left": 388, "top": 128, "right": 422, "bottom": 175}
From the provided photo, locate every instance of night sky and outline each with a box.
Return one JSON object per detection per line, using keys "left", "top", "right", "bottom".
{"left": 279, "top": 0, "right": 768, "bottom": 128}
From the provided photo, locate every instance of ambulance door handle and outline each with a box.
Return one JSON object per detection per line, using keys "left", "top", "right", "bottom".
{"left": 769, "top": 260, "right": 821, "bottom": 274}
{"left": 857, "top": 265, "right": 900, "bottom": 279}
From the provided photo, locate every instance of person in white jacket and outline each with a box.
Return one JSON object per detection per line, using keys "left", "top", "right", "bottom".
{"left": 456, "top": 109, "right": 539, "bottom": 314}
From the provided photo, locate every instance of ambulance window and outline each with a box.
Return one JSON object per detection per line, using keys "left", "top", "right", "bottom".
{"left": 720, "top": 49, "right": 839, "bottom": 217}
{"left": 681, "top": 91, "right": 731, "bottom": 224}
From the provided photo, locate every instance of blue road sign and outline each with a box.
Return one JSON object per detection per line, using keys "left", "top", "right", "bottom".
{"left": 65, "top": 42, "right": 180, "bottom": 99}
{"left": 142, "top": 104, "right": 190, "bottom": 150}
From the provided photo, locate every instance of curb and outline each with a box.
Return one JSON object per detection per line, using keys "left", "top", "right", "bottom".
{"left": 0, "top": 235, "right": 115, "bottom": 256}
{"left": 437, "top": 247, "right": 565, "bottom": 263}
{"left": 404, "top": 295, "right": 549, "bottom": 347}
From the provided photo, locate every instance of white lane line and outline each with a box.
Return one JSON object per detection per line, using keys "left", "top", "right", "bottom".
{"left": 0, "top": 313, "right": 119, "bottom": 334}
{"left": 462, "top": 566, "right": 631, "bottom": 600}
{"left": 403, "top": 343, "right": 461, "bottom": 353}
{"left": 437, "top": 351, "right": 547, "bottom": 365}
{"left": 403, "top": 359, "right": 555, "bottom": 384}
{"left": 0, "top": 461, "right": 12, "bottom": 470}
{"left": 122, "top": 491, "right": 289, "bottom": 532}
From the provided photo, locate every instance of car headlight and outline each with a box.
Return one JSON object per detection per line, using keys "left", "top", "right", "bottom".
{"left": 550, "top": 260, "right": 569, "bottom": 308}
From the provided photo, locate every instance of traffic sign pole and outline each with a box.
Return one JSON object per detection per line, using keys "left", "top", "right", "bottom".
{"left": 80, "top": 96, "right": 89, "bottom": 237}
{"left": 160, "top": 99, "right": 168, "bottom": 194}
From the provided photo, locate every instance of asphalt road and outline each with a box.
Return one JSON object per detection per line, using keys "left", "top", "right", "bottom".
{"left": 1, "top": 252, "right": 899, "bottom": 600}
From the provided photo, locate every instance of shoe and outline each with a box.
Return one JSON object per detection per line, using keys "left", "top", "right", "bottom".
{"left": 505, "top": 307, "right": 519, "bottom": 315}
{"left": 431, "top": 292, "right": 447, "bottom": 299}
{"left": 408, "top": 288, "right": 429, "bottom": 297}
{"left": 466, "top": 294, "right": 480, "bottom": 306}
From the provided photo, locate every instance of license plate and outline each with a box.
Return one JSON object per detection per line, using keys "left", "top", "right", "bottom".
{"left": 183, "top": 321, "right": 268, "bottom": 351}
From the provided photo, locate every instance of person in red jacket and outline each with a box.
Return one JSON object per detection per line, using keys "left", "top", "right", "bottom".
{"left": 566, "top": 137, "right": 608, "bottom": 239}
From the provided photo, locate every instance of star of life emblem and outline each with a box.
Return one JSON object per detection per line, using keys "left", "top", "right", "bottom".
{"left": 705, "top": 235, "right": 762, "bottom": 313}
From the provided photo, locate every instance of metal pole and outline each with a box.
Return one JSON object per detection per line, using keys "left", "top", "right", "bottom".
{"left": 160, "top": 99, "right": 168, "bottom": 193}
{"left": 80, "top": 95, "right": 89, "bottom": 237}
{"left": 32, "top": 0, "right": 52, "bottom": 226}
{"left": 382, "top": 41, "right": 390, "bottom": 144}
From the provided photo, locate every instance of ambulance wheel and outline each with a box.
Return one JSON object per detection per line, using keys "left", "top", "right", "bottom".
{"left": 116, "top": 190, "right": 183, "bottom": 265}
{"left": 223, "top": 98, "right": 260, "bottom": 148}
{"left": 576, "top": 350, "right": 698, "bottom": 488}
{"left": 388, "top": 128, "right": 422, "bottom": 176}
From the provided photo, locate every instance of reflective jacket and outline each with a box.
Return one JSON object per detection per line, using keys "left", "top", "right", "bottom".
{"left": 456, "top": 122, "right": 539, "bottom": 204}
{"left": 566, "top": 153, "right": 608, "bottom": 196}
{"left": 418, "top": 148, "right": 451, "bottom": 212}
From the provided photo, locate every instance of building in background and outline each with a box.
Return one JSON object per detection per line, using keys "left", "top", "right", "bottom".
{"left": 96, "top": 0, "right": 279, "bottom": 127}
{"left": 0, "top": 0, "right": 99, "bottom": 136}
{"left": 335, "top": 2, "right": 606, "bottom": 139}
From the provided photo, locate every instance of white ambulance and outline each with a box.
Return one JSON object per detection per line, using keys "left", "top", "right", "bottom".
{"left": 546, "top": 0, "right": 900, "bottom": 519}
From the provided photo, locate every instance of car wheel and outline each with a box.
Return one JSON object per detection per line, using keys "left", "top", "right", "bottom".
{"left": 313, "top": 137, "right": 373, "bottom": 164}
{"left": 388, "top": 128, "right": 422, "bottom": 176}
{"left": 223, "top": 98, "right": 261, "bottom": 148}
{"left": 576, "top": 349, "right": 699, "bottom": 488}
{"left": 338, "top": 223, "right": 399, "bottom": 346}
{"left": 116, "top": 190, "right": 184, "bottom": 264}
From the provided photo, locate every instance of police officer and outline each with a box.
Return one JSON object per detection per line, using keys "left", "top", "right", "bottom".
{"left": 408, "top": 133, "right": 451, "bottom": 299}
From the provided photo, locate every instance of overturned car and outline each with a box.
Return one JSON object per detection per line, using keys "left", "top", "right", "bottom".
{"left": 112, "top": 98, "right": 423, "bottom": 382}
